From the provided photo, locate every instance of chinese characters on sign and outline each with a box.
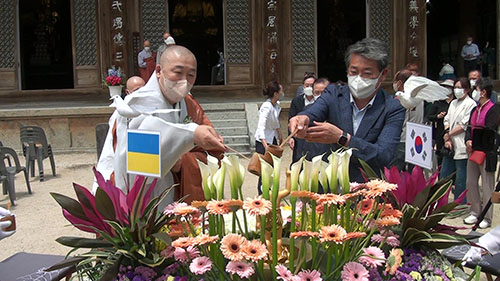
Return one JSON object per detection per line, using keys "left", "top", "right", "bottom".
{"left": 111, "top": 0, "right": 125, "bottom": 71}
{"left": 265, "top": 0, "right": 279, "bottom": 82}
{"left": 407, "top": 0, "right": 424, "bottom": 68}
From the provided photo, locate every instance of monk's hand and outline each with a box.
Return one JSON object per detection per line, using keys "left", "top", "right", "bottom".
{"left": 194, "top": 125, "right": 227, "bottom": 152}
{"left": 288, "top": 115, "right": 310, "bottom": 139}
{"left": 305, "top": 121, "right": 342, "bottom": 144}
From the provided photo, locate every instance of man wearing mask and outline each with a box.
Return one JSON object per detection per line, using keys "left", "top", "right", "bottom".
{"left": 469, "top": 70, "right": 496, "bottom": 103}
{"left": 289, "top": 38, "right": 405, "bottom": 182}
{"left": 295, "top": 73, "right": 316, "bottom": 97}
{"left": 138, "top": 40, "right": 156, "bottom": 82}
{"left": 156, "top": 32, "right": 176, "bottom": 65}
{"left": 96, "top": 45, "right": 225, "bottom": 208}
{"left": 461, "top": 36, "right": 480, "bottom": 76}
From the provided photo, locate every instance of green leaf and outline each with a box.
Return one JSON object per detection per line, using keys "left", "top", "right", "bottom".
{"left": 99, "top": 255, "right": 123, "bottom": 281}
{"left": 152, "top": 232, "right": 172, "bottom": 245}
{"left": 358, "top": 159, "right": 379, "bottom": 179}
{"left": 45, "top": 256, "right": 85, "bottom": 271}
{"left": 50, "top": 192, "right": 87, "bottom": 220}
{"left": 106, "top": 221, "right": 127, "bottom": 242}
{"left": 95, "top": 189, "right": 116, "bottom": 221}
{"left": 56, "top": 236, "right": 114, "bottom": 248}
{"left": 412, "top": 185, "right": 431, "bottom": 210}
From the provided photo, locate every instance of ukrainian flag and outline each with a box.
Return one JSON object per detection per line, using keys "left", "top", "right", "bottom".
{"left": 127, "top": 130, "right": 161, "bottom": 177}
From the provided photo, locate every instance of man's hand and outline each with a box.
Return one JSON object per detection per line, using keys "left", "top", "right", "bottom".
{"left": 466, "top": 140, "right": 473, "bottom": 154}
{"left": 462, "top": 246, "right": 483, "bottom": 265}
{"left": 288, "top": 138, "right": 295, "bottom": 150}
{"left": 305, "top": 121, "right": 343, "bottom": 144}
{"left": 288, "top": 115, "right": 310, "bottom": 139}
{"left": 444, "top": 140, "right": 453, "bottom": 150}
{"left": 0, "top": 207, "right": 15, "bottom": 240}
{"left": 194, "top": 125, "right": 226, "bottom": 152}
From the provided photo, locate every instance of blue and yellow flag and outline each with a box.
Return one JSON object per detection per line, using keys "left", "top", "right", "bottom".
{"left": 127, "top": 130, "right": 161, "bottom": 177}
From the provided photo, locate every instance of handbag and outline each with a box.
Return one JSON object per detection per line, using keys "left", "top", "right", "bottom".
{"left": 469, "top": 150, "right": 486, "bottom": 165}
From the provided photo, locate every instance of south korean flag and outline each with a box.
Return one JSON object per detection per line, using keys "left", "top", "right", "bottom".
{"left": 405, "top": 122, "right": 433, "bottom": 170}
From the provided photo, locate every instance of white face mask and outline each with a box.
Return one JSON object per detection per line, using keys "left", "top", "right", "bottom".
{"left": 161, "top": 76, "right": 193, "bottom": 103}
{"left": 454, "top": 88, "right": 465, "bottom": 99}
{"left": 471, "top": 89, "right": 481, "bottom": 102}
{"left": 278, "top": 92, "right": 285, "bottom": 101}
{"left": 347, "top": 73, "right": 381, "bottom": 99}
{"left": 144, "top": 46, "right": 151, "bottom": 52}
{"left": 392, "top": 81, "right": 399, "bottom": 92}
{"left": 303, "top": 87, "right": 313, "bottom": 96}
{"left": 470, "top": 79, "right": 477, "bottom": 88}
{"left": 165, "top": 36, "right": 175, "bottom": 45}
{"left": 467, "top": 40, "right": 472, "bottom": 45}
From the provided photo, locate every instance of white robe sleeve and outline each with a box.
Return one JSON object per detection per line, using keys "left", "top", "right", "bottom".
{"left": 478, "top": 225, "right": 500, "bottom": 255}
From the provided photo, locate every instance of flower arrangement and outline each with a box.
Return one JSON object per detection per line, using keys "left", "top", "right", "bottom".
{"left": 104, "top": 66, "right": 125, "bottom": 86}
{"left": 50, "top": 150, "right": 478, "bottom": 281}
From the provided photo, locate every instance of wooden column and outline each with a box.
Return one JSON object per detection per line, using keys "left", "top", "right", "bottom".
{"left": 405, "top": 0, "right": 426, "bottom": 75}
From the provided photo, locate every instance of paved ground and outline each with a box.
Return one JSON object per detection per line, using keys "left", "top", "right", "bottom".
{"left": 0, "top": 148, "right": 497, "bottom": 280}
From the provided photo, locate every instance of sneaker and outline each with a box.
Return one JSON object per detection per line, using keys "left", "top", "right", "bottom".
{"left": 479, "top": 220, "right": 490, "bottom": 229}
{"left": 464, "top": 215, "right": 478, "bottom": 225}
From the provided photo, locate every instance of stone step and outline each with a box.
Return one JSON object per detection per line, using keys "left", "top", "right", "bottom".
{"left": 225, "top": 143, "right": 253, "bottom": 155}
{"left": 222, "top": 135, "right": 249, "bottom": 145}
{"left": 201, "top": 103, "right": 245, "bottom": 111}
{"left": 215, "top": 126, "right": 248, "bottom": 136}
{"left": 204, "top": 111, "right": 246, "bottom": 120}
{"left": 211, "top": 119, "right": 247, "bottom": 128}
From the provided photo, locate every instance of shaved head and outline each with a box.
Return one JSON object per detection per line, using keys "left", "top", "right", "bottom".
{"left": 126, "top": 76, "right": 145, "bottom": 95}
{"left": 159, "top": 45, "right": 197, "bottom": 68}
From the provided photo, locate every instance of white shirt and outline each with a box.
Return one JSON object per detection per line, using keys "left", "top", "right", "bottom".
{"left": 443, "top": 96, "right": 476, "bottom": 159}
{"left": 254, "top": 99, "right": 281, "bottom": 144}
{"left": 304, "top": 95, "right": 315, "bottom": 107}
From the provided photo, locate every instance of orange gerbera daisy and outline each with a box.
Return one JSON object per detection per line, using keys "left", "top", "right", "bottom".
{"left": 194, "top": 234, "right": 219, "bottom": 246}
{"left": 207, "top": 200, "right": 231, "bottom": 215}
{"left": 173, "top": 205, "right": 199, "bottom": 217}
{"left": 381, "top": 209, "right": 403, "bottom": 219}
{"left": 172, "top": 236, "right": 197, "bottom": 248}
{"left": 243, "top": 197, "right": 272, "bottom": 216}
{"left": 290, "top": 190, "right": 315, "bottom": 202}
{"left": 227, "top": 199, "right": 244, "bottom": 211}
{"left": 358, "top": 198, "right": 375, "bottom": 215}
{"left": 379, "top": 203, "right": 394, "bottom": 211}
{"left": 342, "top": 191, "right": 364, "bottom": 201}
{"left": 191, "top": 200, "right": 209, "bottom": 211}
{"left": 320, "top": 224, "right": 347, "bottom": 243}
{"left": 241, "top": 239, "right": 268, "bottom": 262}
{"left": 315, "top": 193, "right": 345, "bottom": 206}
{"left": 376, "top": 216, "right": 400, "bottom": 227}
{"left": 344, "top": 232, "right": 367, "bottom": 241}
{"left": 290, "top": 231, "right": 320, "bottom": 239}
{"left": 386, "top": 248, "right": 403, "bottom": 275}
{"left": 365, "top": 180, "right": 397, "bottom": 198}
{"left": 220, "top": 233, "right": 248, "bottom": 261}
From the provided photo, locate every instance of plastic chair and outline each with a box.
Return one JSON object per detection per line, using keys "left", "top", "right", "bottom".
{"left": 95, "top": 123, "right": 110, "bottom": 159}
{"left": 20, "top": 126, "right": 56, "bottom": 182}
{"left": 0, "top": 146, "right": 31, "bottom": 206}
{"left": 0, "top": 141, "right": 12, "bottom": 167}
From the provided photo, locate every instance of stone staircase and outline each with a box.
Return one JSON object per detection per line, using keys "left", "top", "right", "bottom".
{"left": 201, "top": 103, "right": 254, "bottom": 155}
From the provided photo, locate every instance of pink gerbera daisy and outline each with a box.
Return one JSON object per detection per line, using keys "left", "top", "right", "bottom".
{"left": 226, "top": 261, "right": 255, "bottom": 279}
{"left": 341, "top": 262, "right": 369, "bottom": 281}
{"left": 189, "top": 256, "right": 213, "bottom": 275}
{"left": 358, "top": 247, "right": 385, "bottom": 268}
{"left": 160, "top": 246, "right": 175, "bottom": 259}
{"left": 275, "top": 264, "right": 293, "bottom": 281}
{"left": 293, "top": 269, "right": 322, "bottom": 281}
{"left": 173, "top": 245, "right": 200, "bottom": 263}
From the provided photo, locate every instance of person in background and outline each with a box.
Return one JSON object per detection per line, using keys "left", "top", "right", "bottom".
{"left": 439, "top": 61, "right": 456, "bottom": 81}
{"left": 295, "top": 72, "right": 316, "bottom": 97}
{"left": 156, "top": 32, "right": 176, "bottom": 65}
{"left": 125, "top": 76, "right": 145, "bottom": 95}
{"left": 464, "top": 78, "right": 500, "bottom": 228}
{"left": 390, "top": 69, "right": 424, "bottom": 172}
{"left": 426, "top": 79, "right": 455, "bottom": 167}
{"left": 469, "top": 70, "right": 496, "bottom": 104}
{"left": 0, "top": 207, "right": 14, "bottom": 240}
{"left": 440, "top": 78, "right": 476, "bottom": 204}
{"left": 461, "top": 36, "right": 480, "bottom": 76}
{"left": 255, "top": 81, "right": 283, "bottom": 193}
{"left": 138, "top": 40, "right": 156, "bottom": 82}
{"left": 406, "top": 63, "right": 419, "bottom": 76}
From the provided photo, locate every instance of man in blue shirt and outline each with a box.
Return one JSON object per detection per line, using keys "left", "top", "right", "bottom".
{"left": 289, "top": 38, "right": 405, "bottom": 183}
{"left": 461, "top": 36, "right": 480, "bottom": 76}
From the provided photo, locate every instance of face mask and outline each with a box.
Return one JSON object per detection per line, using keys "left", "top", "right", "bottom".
{"left": 392, "top": 81, "right": 399, "bottom": 92}
{"left": 471, "top": 90, "right": 480, "bottom": 101}
{"left": 347, "top": 73, "right": 381, "bottom": 99}
{"left": 303, "top": 87, "right": 313, "bottom": 96}
{"left": 454, "top": 88, "right": 465, "bottom": 99}
{"left": 161, "top": 75, "right": 193, "bottom": 103}
{"left": 467, "top": 40, "right": 472, "bottom": 45}
{"left": 278, "top": 92, "right": 285, "bottom": 101}
{"left": 470, "top": 79, "right": 477, "bottom": 88}
{"left": 165, "top": 36, "right": 176, "bottom": 45}
{"left": 144, "top": 47, "right": 151, "bottom": 52}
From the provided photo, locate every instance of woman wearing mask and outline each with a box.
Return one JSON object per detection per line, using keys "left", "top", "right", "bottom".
{"left": 464, "top": 78, "right": 500, "bottom": 228}
{"left": 440, "top": 78, "right": 476, "bottom": 203}
{"left": 255, "top": 81, "right": 284, "bottom": 193}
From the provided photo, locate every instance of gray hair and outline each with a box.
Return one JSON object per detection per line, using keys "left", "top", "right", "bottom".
{"left": 344, "top": 38, "right": 390, "bottom": 72}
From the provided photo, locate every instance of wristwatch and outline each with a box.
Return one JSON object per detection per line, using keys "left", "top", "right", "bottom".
{"left": 337, "top": 131, "right": 348, "bottom": 147}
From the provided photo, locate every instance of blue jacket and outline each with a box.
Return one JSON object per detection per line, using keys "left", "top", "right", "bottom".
{"left": 299, "top": 84, "right": 405, "bottom": 182}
